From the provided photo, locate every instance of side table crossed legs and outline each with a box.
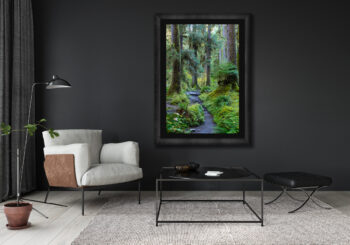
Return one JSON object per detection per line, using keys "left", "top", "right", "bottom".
{"left": 265, "top": 186, "right": 331, "bottom": 213}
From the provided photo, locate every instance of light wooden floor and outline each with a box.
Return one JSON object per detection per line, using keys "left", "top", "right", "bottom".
{"left": 0, "top": 191, "right": 350, "bottom": 245}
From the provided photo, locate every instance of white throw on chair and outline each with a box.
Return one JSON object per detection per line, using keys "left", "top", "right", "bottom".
{"left": 42, "top": 129, "right": 143, "bottom": 215}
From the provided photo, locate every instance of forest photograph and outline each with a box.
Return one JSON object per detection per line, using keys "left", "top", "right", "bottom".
{"left": 165, "top": 23, "right": 241, "bottom": 135}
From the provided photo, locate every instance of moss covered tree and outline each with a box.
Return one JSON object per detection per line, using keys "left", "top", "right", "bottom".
{"left": 168, "top": 24, "right": 181, "bottom": 94}
{"left": 190, "top": 24, "right": 199, "bottom": 89}
{"left": 227, "top": 24, "right": 237, "bottom": 65}
{"left": 215, "top": 24, "right": 238, "bottom": 90}
{"left": 206, "top": 24, "right": 212, "bottom": 86}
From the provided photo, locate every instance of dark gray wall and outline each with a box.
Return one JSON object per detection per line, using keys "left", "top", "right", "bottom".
{"left": 32, "top": 0, "right": 350, "bottom": 190}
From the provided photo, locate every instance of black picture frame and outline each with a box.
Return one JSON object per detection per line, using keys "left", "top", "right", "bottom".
{"left": 155, "top": 14, "right": 251, "bottom": 146}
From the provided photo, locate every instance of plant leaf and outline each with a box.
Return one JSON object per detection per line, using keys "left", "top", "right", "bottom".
{"left": 0, "top": 123, "right": 11, "bottom": 135}
{"left": 48, "top": 129, "right": 59, "bottom": 138}
{"left": 38, "top": 118, "right": 47, "bottom": 123}
{"left": 24, "top": 124, "right": 37, "bottom": 136}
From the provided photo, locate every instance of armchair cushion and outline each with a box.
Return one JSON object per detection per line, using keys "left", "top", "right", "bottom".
{"left": 100, "top": 141, "right": 139, "bottom": 166}
{"left": 43, "top": 129, "right": 102, "bottom": 164}
{"left": 43, "top": 143, "right": 90, "bottom": 187}
{"left": 81, "top": 163, "right": 142, "bottom": 186}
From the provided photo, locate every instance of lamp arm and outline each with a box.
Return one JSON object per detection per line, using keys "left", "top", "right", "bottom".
{"left": 18, "top": 82, "right": 48, "bottom": 201}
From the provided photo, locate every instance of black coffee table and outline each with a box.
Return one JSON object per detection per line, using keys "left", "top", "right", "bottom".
{"left": 155, "top": 166, "right": 264, "bottom": 226}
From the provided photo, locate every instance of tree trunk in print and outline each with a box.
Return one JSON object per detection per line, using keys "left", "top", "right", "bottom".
{"left": 179, "top": 25, "right": 186, "bottom": 86}
{"left": 235, "top": 25, "right": 239, "bottom": 70}
{"left": 206, "top": 24, "right": 211, "bottom": 86}
{"left": 217, "top": 24, "right": 238, "bottom": 89}
{"left": 168, "top": 24, "right": 181, "bottom": 94}
{"left": 227, "top": 24, "right": 237, "bottom": 65}
{"left": 191, "top": 24, "right": 198, "bottom": 89}
{"left": 171, "top": 25, "right": 174, "bottom": 40}
{"left": 222, "top": 25, "right": 227, "bottom": 62}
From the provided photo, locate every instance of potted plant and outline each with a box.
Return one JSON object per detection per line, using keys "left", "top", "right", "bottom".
{"left": 1, "top": 119, "right": 58, "bottom": 229}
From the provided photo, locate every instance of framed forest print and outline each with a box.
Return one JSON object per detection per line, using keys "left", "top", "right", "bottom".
{"left": 155, "top": 14, "right": 251, "bottom": 145}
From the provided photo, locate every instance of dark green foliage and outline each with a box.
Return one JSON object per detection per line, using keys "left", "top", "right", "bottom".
{"left": 178, "top": 102, "right": 188, "bottom": 112}
{"left": 48, "top": 128, "right": 60, "bottom": 138}
{"left": 203, "top": 84, "right": 231, "bottom": 99}
{"left": 168, "top": 92, "right": 189, "bottom": 105}
{"left": 213, "top": 106, "right": 239, "bottom": 134}
{"left": 214, "top": 95, "right": 232, "bottom": 108}
{"left": 0, "top": 123, "right": 11, "bottom": 135}
{"left": 188, "top": 29, "right": 203, "bottom": 46}
{"left": 166, "top": 113, "right": 190, "bottom": 134}
{"left": 181, "top": 49, "right": 201, "bottom": 77}
{"left": 24, "top": 124, "right": 37, "bottom": 136}
{"left": 166, "top": 101, "right": 205, "bottom": 133}
{"left": 200, "top": 86, "right": 211, "bottom": 93}
{"left": 187, "top": 104, "right": 204, "bottom": 126}
{"left": 200, "top": 90, "right": 239, "bottom": 134}
{"left": 212, "top": 62, "right": 239, "bottom": 88}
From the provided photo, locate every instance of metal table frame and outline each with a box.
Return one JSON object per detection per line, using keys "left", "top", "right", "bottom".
{"left": 155, "top": 170, "right": 264, "bottom": 226}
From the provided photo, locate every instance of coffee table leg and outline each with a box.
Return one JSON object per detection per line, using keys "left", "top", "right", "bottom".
{"left": 160, "top": 177, "right": 163, "bottom": 201}
{"left": 243, "top": 184, "right": 246, "bottom": 205}
{"left": 155, "top": 179, "right": 159, "bottom": 226}
{"left": 261, "top": 180, "right": 264, "bottom": 226}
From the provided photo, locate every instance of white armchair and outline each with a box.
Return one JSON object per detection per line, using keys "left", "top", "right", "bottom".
{"left": 42, "top": 129, "right": 143, "bottom": 215}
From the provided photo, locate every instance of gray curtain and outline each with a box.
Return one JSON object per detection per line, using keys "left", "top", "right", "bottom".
{"left": 0, "top": 0, "right": 36, "bottom": 201}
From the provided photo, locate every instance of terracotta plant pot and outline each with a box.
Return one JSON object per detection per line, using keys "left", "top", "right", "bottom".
{"left": 4, "top": 202, "right": 32, "bottom": 229}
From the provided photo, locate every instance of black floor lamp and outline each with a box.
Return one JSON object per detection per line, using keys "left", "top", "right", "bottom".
{"left": 18, "top": 75, "right": 71, "bottom": 218}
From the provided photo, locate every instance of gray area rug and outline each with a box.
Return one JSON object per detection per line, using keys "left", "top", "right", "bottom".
{"left": 73, "top": 192, "right": 350, "bottom": 245}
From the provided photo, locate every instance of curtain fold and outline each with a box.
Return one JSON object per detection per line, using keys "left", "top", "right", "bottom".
{"left": 0, "top": 0, "right": 35, "bottom": 201}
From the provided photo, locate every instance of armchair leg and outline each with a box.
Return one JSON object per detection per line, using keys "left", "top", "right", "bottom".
{"left": 138, "top": 180, "right": 141, "bottom": 204}
{"left": 82, "top": 187, "right": 85, "bottom": 216}
{"left": 44, "top": 186, "right": 50, "bottom": 203}
{"left": 98, "top": 190, "right": 101, "bottom": 196}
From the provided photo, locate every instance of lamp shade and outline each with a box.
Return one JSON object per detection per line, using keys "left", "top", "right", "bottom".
{"left": 46, "top": 75, "right": 71, "bottom": 89}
